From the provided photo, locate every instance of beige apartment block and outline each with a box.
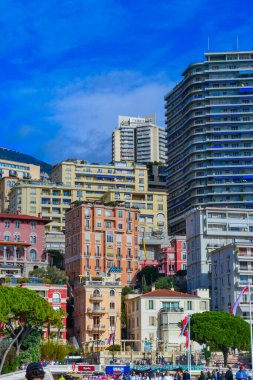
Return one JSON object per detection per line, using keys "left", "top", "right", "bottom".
{"left": 0, "top": 159, "right": 40, "bottom": 212}
{"left": 52, "top": 160, "right": 167, "bottom": 234}
{"left": 74, "top": 275, "right": 122, "bottom": 351}
{"left": 51, "top": 160, "right": 149, "bottom": 194}
{"left": 8, "top": 161, "right": 167, "bottom": 251}
{"left": 8, "top": 181, "right": 77, "bottom": 234}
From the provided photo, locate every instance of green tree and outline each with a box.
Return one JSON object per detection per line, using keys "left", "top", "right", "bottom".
{"left": 155, "top": 276, "right": 177, "bottom": 290}
{"left": 137, "top": 266, "right": 159, "bottom": 286}
{"left": 121, "top": 286, "right": 134, "bottom": 325}
{"left": 0, "top": 286, "right": 63, "bottom": 373}
{"left": 40, "top": 341, "right": 69, "bottom": 361}
{"left": 47, "top": 250, "right": 65, "bottom": 269}
{"left": 190, "top": 311, "right": 250, "bottom": 365}
{"left": 141, "top": 276, "right": 148, "bottom": 294}
{"left": 29, "top": 266, "right": 68, "bottom": 284}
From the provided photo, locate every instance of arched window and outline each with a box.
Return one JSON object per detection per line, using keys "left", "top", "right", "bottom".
{"left": 7, "top": 180, "right": 11, "bottom": 187}
{"left": 93, "top": 289, "right": 100, "bottom": 297}
{"left": 110, "top": 302, "right": 115, "bottom": 309}
{"left": 29, "top": 249, "right": 37, "bottom": 262}
{"left": 4, "top": 232, "right": 10, "bottom": 242}
{"left": 52, "top": 292, "right": 61, "bottom": 303}
{"left": 110, "top": 289, "right": 115, "bottom": 297}
{"left": 157, "top": 213, "right": 165, "bottom": 220}
{"left": 30, "top": 235, "right": 36, "bottom": 244}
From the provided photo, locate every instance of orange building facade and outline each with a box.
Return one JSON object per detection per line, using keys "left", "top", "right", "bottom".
{"left": 65, "top": 201, "right": 140, "bottom": 286}
{"left": 74, "top": 275, "right": 122, "bottom": 351}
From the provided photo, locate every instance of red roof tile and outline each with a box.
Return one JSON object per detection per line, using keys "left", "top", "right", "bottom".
{"left": 142, "top": 289, "right": 198, "bottom": 298}
{"left": 0, "top": 213, "right": 50, "bottom": 224}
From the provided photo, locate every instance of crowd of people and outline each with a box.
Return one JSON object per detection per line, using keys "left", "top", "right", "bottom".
{"left": 198, "top": 366, "right": 251, "bottom": 380}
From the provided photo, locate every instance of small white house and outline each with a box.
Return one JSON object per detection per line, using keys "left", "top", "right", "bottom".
{"left": 125, "top": 288, "right": 209, "bottom": 353}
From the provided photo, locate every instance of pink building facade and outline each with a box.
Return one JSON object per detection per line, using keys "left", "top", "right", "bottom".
{"left": 0, "top": 212, "right": 50, "bottom": 277}
{"left": 158, "top": 236, "right": 187, "bottom": 276}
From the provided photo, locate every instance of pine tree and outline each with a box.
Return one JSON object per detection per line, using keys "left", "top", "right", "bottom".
{"left": 141, "top": 276, "right": 148, "bottom": 294}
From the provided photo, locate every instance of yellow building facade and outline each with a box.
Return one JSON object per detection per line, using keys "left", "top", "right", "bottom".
{"left": 8, "top": 161, "right": 167, "bottom": 244}
{"left": 0, "top": 159, "right": 40, "bottom": 212}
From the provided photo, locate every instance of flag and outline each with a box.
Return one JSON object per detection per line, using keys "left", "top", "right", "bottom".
{"left": 230, "top": 286, "right": 248, "bottom": 316}
{"left": 185, "top": 330, "right": 189, "bottom": 348}
{"left": 107, "top": 332, "right": 115, "bottom": 345}
{"left": 180, "top": 316, "right": 189, "bottom": 336}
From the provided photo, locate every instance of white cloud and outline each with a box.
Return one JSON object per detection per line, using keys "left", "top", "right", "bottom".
{"left": 45, "top": 71, "right": 173, "bottom": 163}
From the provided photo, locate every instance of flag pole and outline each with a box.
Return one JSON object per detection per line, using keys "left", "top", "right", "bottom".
{"left": 188, "top": 315, "right": 191, "bottom": 378}
{"left": 249, "top": 283, "right": 253, "bottom": 368}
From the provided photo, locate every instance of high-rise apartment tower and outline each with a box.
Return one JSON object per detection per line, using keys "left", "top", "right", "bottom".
{"left": 165, "top": 51, "right": 253, "bottom": 233}
{"left": 112, "top": 114, "right": 167, "bottom": 163}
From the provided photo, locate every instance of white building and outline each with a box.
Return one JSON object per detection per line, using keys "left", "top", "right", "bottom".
{"left": 186, "top": 207, "right": 253, "bottom": 293}
{"left": 125, "top": 288, "right": 209, "bottom": 353}
{"left": 211, "top": 242, "right": 253, "bottom": 322}
{"left": 112, "top": 115, "right": 167, "bottom": 164}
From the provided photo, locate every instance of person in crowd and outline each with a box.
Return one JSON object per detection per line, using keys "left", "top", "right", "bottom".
{"left": 236, "top": 366, "right": 248, "bottom": 380}
{"left": 26, "top": 362, "right": 45, "bottom": 380}
{"left": 183, "top": 370, "right": 190, "bottom": 380}
{"left": 164, "top": 371, "right": 173, "bottom": 380}
{"left": 199, "top": 371, "right": 206, "bottom": 380}
{"left": 225, "top": 366, "right": 233, "bottom": 380}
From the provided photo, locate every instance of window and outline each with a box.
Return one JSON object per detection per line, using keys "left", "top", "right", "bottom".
{"left": 187, "top": 301, "right": 192, "bottom": 310}
{"left": 105, "top": 210, "right": 112, "bottom": 217}
{"left": 52, "top": 292, "right": 61, "bottom": 303}
{"left": 139, "top": 186, "right": 144, "bottom": 191}
{"left": 118, "top": 222, "right": 123, "bottom": 230}
{"left": 29, "top": 249, "right": 36, "bottom": 261}
{"left": 158, "top": 204, "right": 163, "bottom": 210}
{"left": 96, "top": 246, "right": 100, "bottom": 256}
{"left": 117, "top": 247, "right": 121, "bottom": 257}
{"left": 149, "top": 316, "right": 155, "bottom": 326}
{"left": 4, "top": 234, "right": 10, "bottom": 241}
{"left": 14, "top": 234, "right": 20, "bottom": 242}
{"left": 95, "top": 259, "right": 100, "bottom": 268}
{"left": 105, "top": 221, "right": 112, "bottom": 228}
{"left": 139, "top": 170, "right": 144, "bottom": 176}
{"left": 139, "top": 178, "right": 144, "bottom": 184}
{"left": 4, "top": 220, "right": 10, "bottom": 228}
{"left": 96, "top": 221, "right": 102, "bottom": 228}
{"left": 85, "top": 219, "right": 90, "bottom": 229}
{"left": 96, "top": 208, "right": 102, "bottom": 216}
{"left": 14, "top": 221, "right": 20, "bottom": 229}
{"left": 148, "top": 300, "right": 154, "bottom": 310}
{"left": 30, "top": 235, "right": 36, "bottom": 244}
{"left": 85, "top": 208, "right": 90, "bottom": 217}
{"left": 110, "top": 302, "right": 115, "bottom": 309}
{"left": 118, "top": 210, "right": 123, "bottom": 218}
{"left": 30, "top": 222, "right": 36, "bottom": 230}
{"left": 110, "top": 289, "right": 115, "bottom": 297}
{"left": 93, "top": 289, "right": 100, "bottom": 297}
{"left": 109, "top": 316, "right": 115, "bottom": 327}
{"left": 201, "top": 301, "right": 207, "bottom": 310}
{"left": 106, "top": 232, "right": 114, "bottom": 243}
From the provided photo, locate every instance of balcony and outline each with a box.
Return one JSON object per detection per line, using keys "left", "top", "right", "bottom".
{"left": 87, "top": 307, "right": 106, "bottom": 315}
{"left": 87, "top": 324, "right": 106, "bottom": 332}
{"left": 90, "top": 294, "right": 103, "bottom": 301}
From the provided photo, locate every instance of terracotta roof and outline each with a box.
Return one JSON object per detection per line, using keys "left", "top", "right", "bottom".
{"left": 142, "top": 289, "right": 198, "bottom": 298}
{"left": 0, "top": 213, "right": 50, "bottom": 224}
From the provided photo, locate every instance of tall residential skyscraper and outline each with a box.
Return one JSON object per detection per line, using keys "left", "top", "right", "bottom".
{"left": 165, "top": 51, "right": 253, "bottom": 233}
{"left": 112, "top": 114, "right": 167, "bottom": 164}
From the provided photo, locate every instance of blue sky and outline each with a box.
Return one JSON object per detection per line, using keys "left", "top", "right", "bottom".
{"left": 1, "top": 0, "right": 253, "bottom": 164}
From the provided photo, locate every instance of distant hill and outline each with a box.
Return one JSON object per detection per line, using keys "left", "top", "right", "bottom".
{"left": 0, "top": 147, "right": 52, "bottom": 174}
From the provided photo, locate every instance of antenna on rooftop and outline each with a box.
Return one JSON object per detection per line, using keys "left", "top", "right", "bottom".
{"left": 236, "top": 35, "right": 239, "bottom": 51}
{"left": 207, "top": 36, "right": 210, "bottom": 51}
